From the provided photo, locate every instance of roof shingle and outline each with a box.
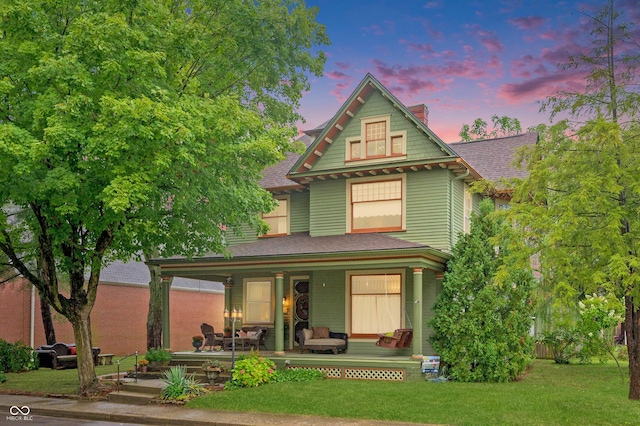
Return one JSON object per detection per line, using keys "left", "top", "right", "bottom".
{"left": 449, "top": 132, "right": 537, "bottom": 181}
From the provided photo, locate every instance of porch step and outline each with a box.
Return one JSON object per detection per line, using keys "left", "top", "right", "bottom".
{"left": 120, "top": 379, "right": 164, "bottom": 395}
{"left": 108, "top": 390, "right": 157, "bottom": 405}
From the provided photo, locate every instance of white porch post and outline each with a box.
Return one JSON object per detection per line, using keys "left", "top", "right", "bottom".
{"left": 412, "top": 268, "right": 423, "bottom": 360}
{"left": 161, "top": 276, "right": 171, "bottom": 350}
{"left": 274, "top": 272, "right": 285, "bottom": 355}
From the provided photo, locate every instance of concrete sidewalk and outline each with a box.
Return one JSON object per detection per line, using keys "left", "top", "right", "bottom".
{"left": 0, "top": 394, "right": 426, "bottom": 425}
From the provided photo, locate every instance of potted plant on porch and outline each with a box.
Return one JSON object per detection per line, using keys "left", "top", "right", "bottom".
{"left": 145, "top": 348, "right": 172, "bottom": 371}
{"left": 223, "top": 326, "right": 232, "bottom": 337}
{"left": 138, "top": 359, "right": 149, "bottom": 373}
{"left": 192, "top": 335, "right": 204, "bottom": 352}
{"left": 202, "top": 359, "right": 225, "bottom": 384}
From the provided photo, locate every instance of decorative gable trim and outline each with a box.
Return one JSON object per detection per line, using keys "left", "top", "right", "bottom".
{"left": 288, "top": 74, "right": 457, "bottom": 179}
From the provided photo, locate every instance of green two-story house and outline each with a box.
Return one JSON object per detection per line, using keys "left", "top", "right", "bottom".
{"left": 151, "top": 74, "right": 536, "bottom": 360}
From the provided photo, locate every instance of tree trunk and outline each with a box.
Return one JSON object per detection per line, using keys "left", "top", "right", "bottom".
{"left": 145, "top": 249, "right": 168, "bottom": 350}
{"left": 70, "top": 313, "right": 100, "bottom": 396}
{"left": 626, "top": 296, "right": 640, "bottom": 399}
{"left": 146, "top": 264, "right": 163, "bottom": 350}
{"left": 40, "top": 296, "right": 57, "bottom": 345}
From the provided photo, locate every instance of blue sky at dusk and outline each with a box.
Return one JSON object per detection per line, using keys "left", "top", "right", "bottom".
{"left": 296, "top": 0, "right": 639, "bottom": 142}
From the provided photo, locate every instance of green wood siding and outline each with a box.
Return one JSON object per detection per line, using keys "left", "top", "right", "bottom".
{"left": 450, "top": 177, "right": 465, "bottom": 248}
{"left": 392, "top": 168, "right": 451, "bottom": 251}
{"left": 312, "top": 91, "right": 450, "bottom": 173}
{"left": 290, "top": 191, "right": 310, "bottom": 233}
{"left": 224, "top": 222, "right": 258, "bottom": 246}
{"left": 422, "top": 270, "right": 439, "bottom": 355}
{"left": 309, "top": 270, "right": 345, "bottom": 330}
{"left": 309, "top": 179, "right": 346, "bottom": 236}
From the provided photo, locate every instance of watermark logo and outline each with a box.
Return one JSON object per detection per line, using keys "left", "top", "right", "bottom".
{"left": 6, "top": 405, "right": 33, "bottom": 421}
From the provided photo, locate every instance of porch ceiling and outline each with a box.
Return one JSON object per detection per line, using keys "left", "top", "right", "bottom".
{"left": 148, "top": 232, "right": 450, "bottom": 281}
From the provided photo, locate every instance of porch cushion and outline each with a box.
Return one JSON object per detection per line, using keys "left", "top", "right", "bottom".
{"left": 238, "top": 330, "right": 248, "bottom": 338}
{"left": 306, "top": 338, "right": 345, "bottom": 346}
{"left": 246, "top": 331, "right": 258, "bottom": 338}
{"left": 312, "top": 327, "right": 330, "bottom": 339}
{"left": 303, "top": 328, "right": 313, "bottom": 341}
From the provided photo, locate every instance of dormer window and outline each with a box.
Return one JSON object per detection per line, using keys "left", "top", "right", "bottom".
{"left": 346, "top": 115, "right": 406, "bottom": 162}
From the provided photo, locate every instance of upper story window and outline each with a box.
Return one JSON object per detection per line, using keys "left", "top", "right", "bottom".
{"left": 349, "top": 177, "right": 404, "bottom": 233}
{"left": 346, "top": 115, "right": 406, "bottom": 162}
{"left": 261, "top": 196, "right": 289, "bottom": 236}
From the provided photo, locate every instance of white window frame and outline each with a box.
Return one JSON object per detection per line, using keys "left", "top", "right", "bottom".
{"left": 243, "top": 278, "right": 275, "bottom": 325}
{"left": 261, "top": 195, "right": 290, "bottom": 237}
{"left": 344, "top": 269, "right": 405, "bottom": 338}
{"left": 345, "top": 115, "right": 406, "bottom": 163}
{"left": 346, "top": 174, "right": 406, "bottom": 233}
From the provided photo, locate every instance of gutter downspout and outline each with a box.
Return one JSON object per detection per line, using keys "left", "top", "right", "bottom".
{"left": 449, "top": 166, "right": 471, "bottom": 248}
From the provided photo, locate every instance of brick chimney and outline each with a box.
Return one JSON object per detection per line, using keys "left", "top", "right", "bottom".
{"left": 408, "top": 104, "right": 429, "bottom": 127}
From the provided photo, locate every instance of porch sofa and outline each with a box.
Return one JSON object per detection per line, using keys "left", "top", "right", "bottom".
{"left": 35, "top": 342, "right": 100, "bottom": 369}
{"left": 297, "top": 327, "right": 348, "bottom": 354}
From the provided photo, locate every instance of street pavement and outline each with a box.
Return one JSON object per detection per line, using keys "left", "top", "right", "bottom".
{"left": 0, "top": 394, "right": 428, "bottom": 426}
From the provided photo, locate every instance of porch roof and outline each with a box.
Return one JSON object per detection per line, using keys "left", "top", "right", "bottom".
{"left": 148, "top": 232, "right": 451, "bottom": 280}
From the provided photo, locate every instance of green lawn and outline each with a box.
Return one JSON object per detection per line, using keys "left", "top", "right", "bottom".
{"left": 2, "top": 358, "right": 639, "bottom": 425}
{"left": 187, "top": 360, "right": 640, "bottom": 426}
{"left": 0, "top": 357, "right": 136, "bottom": 395}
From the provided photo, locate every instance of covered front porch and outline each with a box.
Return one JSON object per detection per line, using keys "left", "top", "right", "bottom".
{"left": 149, "top": 232, "right": 450, "bottom": 366}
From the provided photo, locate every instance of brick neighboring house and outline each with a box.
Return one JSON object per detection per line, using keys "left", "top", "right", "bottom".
{"left": 0, "top": 260, "right": 224, "bottom": 355}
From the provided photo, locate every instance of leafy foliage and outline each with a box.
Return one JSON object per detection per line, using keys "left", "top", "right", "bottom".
{"left": 0, "top": 339, "right": 38, "bottom": 373}
{"left": 225, "top": 351, "right": 276, "bottom": 389}
{"left": 540, "top": 327, "right": 581, "bottom": 364}
{"left": 271, "top": 368, "right": 325, "bottom": 383}
{"left": 430, "top": 199, "right": 535, "bottom": 382}
{"left": 144, "top": 348, "right": 172, "bottom": 364}
{"left": 0, "top": 0, "right": 327, "bottom": 395}
{"left": 201, "top": 359, "right": 225, "bottom": 372}
{"left": 458, "top": 115, "right": 522, "bottom": 141}
{"left": 161, "top": 365, "right": 208, "bottom": 401}
{"left": 499, "top": 0, "right": 640, "bottom": 399}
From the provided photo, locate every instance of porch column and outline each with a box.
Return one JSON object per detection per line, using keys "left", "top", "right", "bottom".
{"left": 411, "top": 268, "right": 423, "bottom": 360}
{"left": 161, "top": 276, "right": 171, "bottom": 350}
{"left": 224, "top": 277, "right": 233, "bottom": 314}
{"left": 274, "top": 272, "right": 285, "bottom": 355}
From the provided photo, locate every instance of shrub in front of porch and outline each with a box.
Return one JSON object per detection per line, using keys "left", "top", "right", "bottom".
{"left": 430, "top": 199, "right": 536, "bottom": 382}
{"left": 225, "top": 351, "right": 325, "bottom": 389}
{"left": 225, "top": 352, "right": 276, "bottom": 389}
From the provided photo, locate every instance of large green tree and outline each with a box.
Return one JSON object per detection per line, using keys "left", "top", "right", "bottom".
{"left": 501, "top": 0, "right": 640, "bottom": 399}
{"left": 0, "top": 0, "right": 327, "bottom": 395}
{"left": 430, "top": 199, "right": 535, "bottom": 382}
{"left": 134, "top": 0, "right": 329, "bottom": 351}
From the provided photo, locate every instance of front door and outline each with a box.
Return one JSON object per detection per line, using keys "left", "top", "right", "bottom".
{"left": 293, "top": 279, "right": 309, "bottom": 346}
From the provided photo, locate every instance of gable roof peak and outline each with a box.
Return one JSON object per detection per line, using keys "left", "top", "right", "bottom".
{"left": 290, "top": 74, "right": 456, "bottom": 177}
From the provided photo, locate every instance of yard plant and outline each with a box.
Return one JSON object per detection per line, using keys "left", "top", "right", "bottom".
{"left": 430, "top": 199, "right": 535, "bottom": 382}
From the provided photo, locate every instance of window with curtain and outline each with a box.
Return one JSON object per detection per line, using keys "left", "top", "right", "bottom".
{"left": 262, "top": 197, "right": 288, "bottom": 236}
{"left": 244, "top": 280, "right": 273, "bottom": 324}
{"left": 351, "top": 179, "right": 403, "bottom": 232}
{"left": 351, "top": 274, "right": 401, "bottom": 336}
